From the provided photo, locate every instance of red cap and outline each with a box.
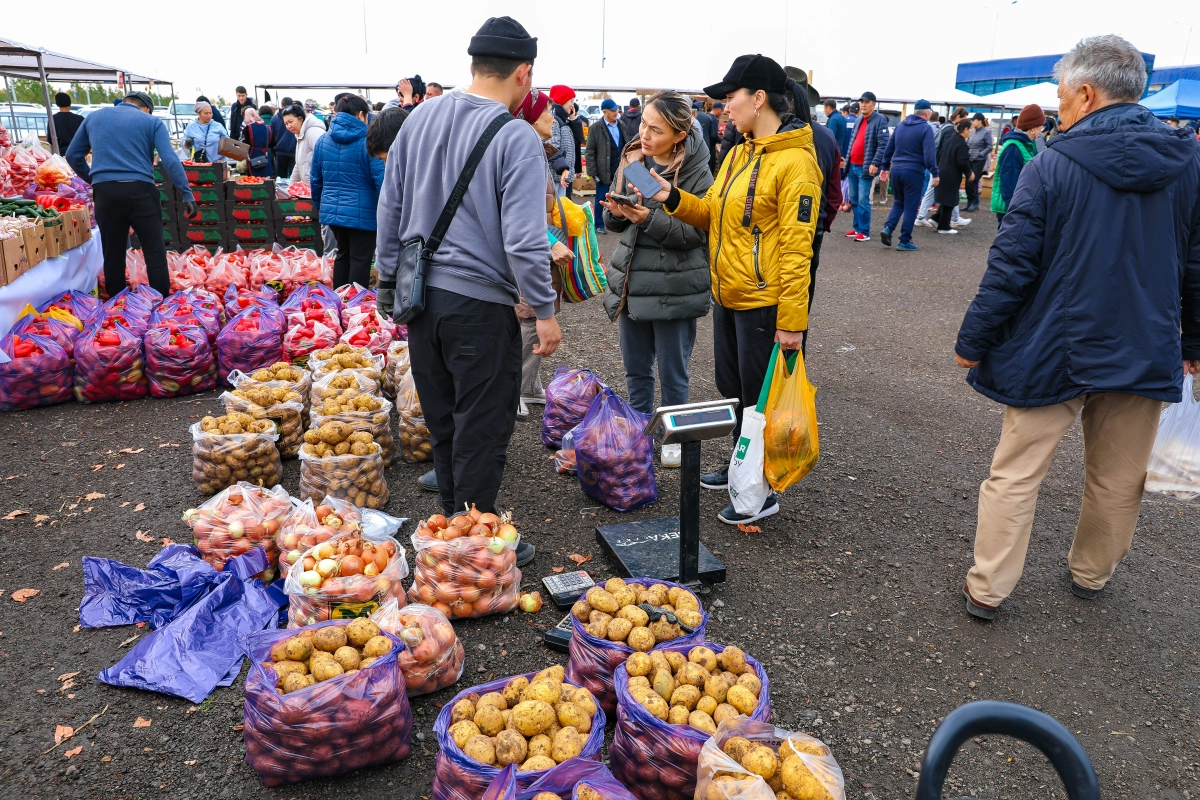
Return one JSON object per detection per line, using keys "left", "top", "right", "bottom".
{"left": 548, "top": 84, "right": 575, "bottom": 105}
{"left": 514, "top": 88, "right": 551, "bottom": 122}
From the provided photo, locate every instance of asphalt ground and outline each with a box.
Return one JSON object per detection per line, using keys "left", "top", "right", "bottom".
{"left": 0, "top": 199, "right": 1197, "bottom": 799}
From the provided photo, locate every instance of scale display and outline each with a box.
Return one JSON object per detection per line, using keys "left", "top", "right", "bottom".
{"left": 670, "top": 408, "right": 734, "bottom": 428}
{"left": 646, "top": 399, "right": 739, "bottom": 445}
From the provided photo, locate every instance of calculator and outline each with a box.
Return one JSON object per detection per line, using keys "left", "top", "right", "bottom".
{"left": 541, "top": 571, "right": 596, "bottom": 609}
{"left": 543, "top": 613, "right": 574, "bottom": 653}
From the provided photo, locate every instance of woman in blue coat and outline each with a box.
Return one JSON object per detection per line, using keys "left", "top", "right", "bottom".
{"left": 311, "top": 95, "right": 386, "bottom": 288}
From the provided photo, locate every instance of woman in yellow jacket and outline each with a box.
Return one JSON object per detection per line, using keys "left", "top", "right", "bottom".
{"left": 642, "top": 54, "right": 822, "bottom": 524}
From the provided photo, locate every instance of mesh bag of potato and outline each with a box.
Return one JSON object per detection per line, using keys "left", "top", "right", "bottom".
{"left": 190, "top": 415, "right": 283, "bottom": 494}
{"left": 609, "top": 642, "right": 771, "bottom": 800}
{"left": 371, "top": 599, "right": 466, "bottom": 696}
{"left": 231, "top": 363, "right": 313, "bottom": 414}
{"left": 522, "top": 759, "right": 639, "bottom": 800}
{"left": 542, "top": 366, "right": 604, "bottom": 448}
{"left": 276, "top": 497, "right": 363, "bottom": 580}
{"left": 565, "top": 578, "right": 708, "bottom": 717}
{"left": 310, "top": 394, "right": 396, "bottom": 465}
{"left": 694, "top": 717, "right": 845, "bottom": 800}
{"left": 430, "top": 667, "right": 607, "bottom": 800}
{"left": 184, "top": 481, "right": 290, "bottom": 579}
{"left": 222, "top": 385, "right": 305, "bottom": 459}
{"left": 574, "top": 387, "right": 657, "bottom": 512}
{"left": 383, "top": 339, "right": 410, "bottom": 399}
{"left": 407, "top": 513, "right": 522, "bottom": 620}
{"left": 283, "top": 527, "right": 409, "bottom": 626}
{"left": 311, "top": 368, "right": 382, "bottom": 407}
{"left": 394, "top": 363, "right": 432, "bottom": 463}
{"left": 298, "top": 423, "right": 389, "bottom": 508}
{"left": 242, "top": 619, "right": 413, "bottom": 786}
{"left": 310, "top": 344, "right": 384, "bottom": 384}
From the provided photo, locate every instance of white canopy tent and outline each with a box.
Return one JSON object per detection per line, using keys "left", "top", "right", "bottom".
{"left": 974, "top": 81, "right": 1061, "bottom": 112}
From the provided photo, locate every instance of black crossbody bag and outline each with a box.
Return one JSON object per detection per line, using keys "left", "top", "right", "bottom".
{"left": 394, "top": 111, "right": 513, "bottom": 323}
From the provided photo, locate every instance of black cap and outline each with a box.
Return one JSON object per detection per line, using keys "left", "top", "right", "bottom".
{"left": 972, "top": 112, "right": 987, "bottom": 122}
{"left": 703, "top": 54, "right": 787, "bottom": 99}
{"left": 468, "top": 16, "right": 537, "bottom": 61}
{"left": 123, "top": 91, "right": 155, "bottom": 110}
{"left": 859, "top": 91, "right": 877, "bottom": 102}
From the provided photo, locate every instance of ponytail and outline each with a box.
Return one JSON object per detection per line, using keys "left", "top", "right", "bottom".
{"left": 765, "top": 78, "right": 812, "bottom": 124}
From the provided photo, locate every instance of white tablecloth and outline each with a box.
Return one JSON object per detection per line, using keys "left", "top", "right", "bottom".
{"left": 0, "top": 229, "right": 103, "bottom": 337}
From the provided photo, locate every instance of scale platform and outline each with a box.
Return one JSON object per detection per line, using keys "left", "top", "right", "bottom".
{"left": 596, "top": 517, "right": 726, "bottom": 585}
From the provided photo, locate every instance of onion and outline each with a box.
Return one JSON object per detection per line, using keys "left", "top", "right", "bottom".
{"left": 182, "top": 508, "right": 199, "bottom": 522}
{"left": 497, "top": 524, "right": 519, "bottom": 544}
{"left": 325, "top": 515, "right": 343, "bottom": 529}
{"left": 487, "top": 536, "right": 506, "bottom": 554}
{"left": 227, "top": 520, "right": 245, "bottom": 539}
{"left": 363, "top": 561, "right": 380, "bottom": 577}
{"left": 317, "top": 558, "right": 338, "bottom": 578}
{"left": 467, "top": 503, "right": 482, "bottom": 522}
{"left": 468, "top": 523, "right": 492, "bottom": 538}
{"left": 478, "top": 512, "right": 500, "bottom": 527}
{"left": 427, "top": 514, "right": 448, "bottom": 529}
{"left": 299, "top": 570, "right": 322, "bottom": 589}
{"left": 519, "top": 591, "right": 543, "bottom": 613}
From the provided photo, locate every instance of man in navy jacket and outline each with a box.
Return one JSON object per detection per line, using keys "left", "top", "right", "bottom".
{"left": 954, "top": 35, "right": 1200, "bottom": 621}
{"left": 879, "top": 99, "right": 938, "bottom": 250}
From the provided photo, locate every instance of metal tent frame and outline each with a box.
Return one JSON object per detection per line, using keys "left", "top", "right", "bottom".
{"left": 0, "top": 37, "right": 172, "bottom": 154}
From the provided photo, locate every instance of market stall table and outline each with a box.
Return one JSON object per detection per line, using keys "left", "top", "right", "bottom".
{"left": 0, "top": 228, "right": 100, "bottom": 336}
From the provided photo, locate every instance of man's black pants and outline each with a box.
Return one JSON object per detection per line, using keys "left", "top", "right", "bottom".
{"left": 713, "top": 303, "right": 777, "bottom": 442}
{"left": 275, "top": 153, "right": 295, "bottom": 180}
{"left": 94, "top": 180, "right": 170, "bottom": 297}
{"left": 408, "top": 287, "right": 522, "bottom": 516}
{"left": 329, "top": 225, "right": 375, "bottom": 288}
{"left": 967, "top": 158, "right": 987, "bottom": 205}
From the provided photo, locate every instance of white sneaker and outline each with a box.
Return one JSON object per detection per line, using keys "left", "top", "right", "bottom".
{"left": 914, "top": 218, "right": 934, "bottom": 228}
{"left": 937, "top": 228, "right": 960, "bottom": 235}
{"left": 952, "top": 218, "right": 972, "bottom": 227}
{"left": 661, "top": 443, "right": 681, "bottom": 468}
{"left": 517, "top": 398, "right": 529, "bottom": 418}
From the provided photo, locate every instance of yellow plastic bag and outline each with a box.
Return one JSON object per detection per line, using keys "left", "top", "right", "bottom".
{"left": 695, "top": 717, "right": 845, "bottom": 800}
{"left": 550, "top": 196, "right": 589, "bottom": 237}
{"left": 17, "top": 302, "right": 82, "bottom": 331}
{"left": 762, "top": 344, "right": 818, "bottom": 492}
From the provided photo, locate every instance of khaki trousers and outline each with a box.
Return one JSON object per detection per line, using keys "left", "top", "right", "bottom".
{"left": 966, "top": 392, "right": 1162, "bottom": 606}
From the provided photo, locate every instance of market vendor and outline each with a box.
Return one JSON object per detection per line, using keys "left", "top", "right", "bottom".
{"left": 183, "top": 102, "right": 229, "bottom": 162}
{"left": 65, "top": 91, "right": 197, "bottom": 298}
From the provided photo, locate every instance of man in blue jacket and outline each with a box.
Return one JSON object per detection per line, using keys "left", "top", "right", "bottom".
{"left": 954, "top": 35, "right": 1200, "bottom": 621}
{"left": 879, "top": 99, "right": 937, "bottom": 250}
{"left": 269, "top": 96, "right": 298, "bottom": 178}
{"left": 823, "top": 99, "right": 849, "bottom": 156}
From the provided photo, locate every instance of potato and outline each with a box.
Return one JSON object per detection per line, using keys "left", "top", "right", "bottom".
{"left": 737, "top": 672, "right": 763, "bottom": 697}
{"left": 577, "top": 787, "right": 604, "bottom": 800}
{"left": 523, "top": 680, "right": 562, "bottom": 705}
{"left": 723, "top": 736, "right": 754, "bottom": 764}
{"left": 668, "top": 705, "right": 690, "bottom": 725}
{"left": 639, "top": 692, "right": 669, "bottom": 720}
{"left": 449, "top": 720, "right": 480, "bottom": 748}
{"left": 280, "top": 672, "right": 309, "bottom": 694}
{"left": 269, "top": 640, "right": 291, "bottom": 663}
{"left": 346, "top": 617, "right": 380, "bottom": 646}
{"left": 628, "top": 683, "right": 653, "bottom": 704}
{"left": 766, "top": 771, "right": 785, "bottom": 793}
{"left": 551, "top": 726, "right": 583, "bottom": 763}
{"left": 569, "top": 687, "right": 598, "bottom": 717}
{"left": 627, "top": 627, "right": 655, "bottom": 652}
{"left": 494, "top": 729, "right": 528, "bottom": 766}
{"left": 584, "top": 587, "right": 619, "bottom": 614}
{"left": 363, "top": 635, "right": 394, "bottom": 658}
{"left": 477, "top": 691, "right": 508, "bottom": 711}
{"left": 714, "top": 703, "right": 740, "bottom": 725}
{"left": 719, "top": 645, "right": 749, "bottom": 675}
{"left": 511, "top": 700, "right": 556, "bottom": 737}
{"left": 775, "top": 792, "right": 795, "bottom": 800}
{"left": 649, "top": 616, "right": 681, "bottom": 643}
{"left": 617, "top": 604, "right": 650, "bottom": 628}
{"left": 588, "top": 610, "right": 613, "bottom": 627}
{"left": 696, "top": 695, "right": 719, "bottom": 716}
{"left": 531, "top": 794, "right": 564, "bottom": 800}
{"left": 606, "top": 618, "right": 633, "bottom": 642}
{"left": 628, "top": 675, "right": 651, "bottom": 692}
{"left": 664, "top": 650, "right": 687, "bottom": 673}
{"left": 272, "top": 660, "right": 308, "bottom": 681}
{"left": 783, "top": 737, "right": 827, "bottom": 758}
{"left": 585, "top": 620, "right": 609, "bottom": 639}
{"left": 626, "top": 652, "right": 654, "bottom": 677}
{"left": 677, "top": 608, "right": 703, "bottom": 629}
{"left": 742, "top": 745, "right": 779, "bottom": 779}
{"left": 728, "top": 684, "right": 759, "bottom": 715}
{"left": 707, "top": 776, "right": 749, "bottom": 800}
{"left": 647, "top": 584, "right": 669, "bottom": 605}
{"left": 333, "top": 645, "right": 361, "bottom": 671}
{"left": 313, "top": 625, "right": 348, "bottom": 653}
{"left": 527, "top": 733, "right": 553, "bottom": 759}
{"left": 503, "top": 676, "right": 529, "bottom": 707}
{"left": 667, "top": 586, "right": 683, "bottom": 607}
{"left": 705, "top": 674, "right": 730, "bottom": 703}
{"left": 688, "top": 709, "right": 718, "bottom": 735}
{"left": 519, "top": 755, "right": 558, "bottom": 772}
{"left": 648, "top": 651, "right": 672, "bottom": 674}
{"left": 611, "top": 585, "right": 637, "bottom": 609}
{"left": 670, "top": 684, "right": 701, "bottom": 711}
{"left": 604, "top": 577, "right": 628, "bottom": 594}
{"left": 652, "top": 668, "right": 675, "bottom": 702}
{"left": 283, "top": 637, "right": 314, "bottom": 662}
{"left": 535, "top": 665, "right": 565, "bottom": 683}
{"left": 689, "top": 646, "right": 719, "bottom": 672}
{"left": 677, "top": 662, "right": 709, "bottom": 688}
{"left": 781, "top": 755, "right": 834, "bottom": 800}
{"left": 451, "top": 699, "right": 476, "bottom": 724}
{"left": 311, "top": 658, "right": 344, "bottom": 682}
{"left": 556, "top": 701, "right": 591, "bottom": 733}
{"left": 475, "top": 705, "right": 505, "bottom": 736}
{"left": 544, "top": 719, "right": 562, "bottom": 739}
{"left": 675, "top": 591, "right": 700, "bottom": 613}
{"left": 571, "top": 598, "right": 593, "bottom": 623}
{"left": 463, "top": 734, "right": 496, "bottom": 765}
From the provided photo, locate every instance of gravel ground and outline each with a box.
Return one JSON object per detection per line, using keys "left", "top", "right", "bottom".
{"left": 1, "top": 202, "right": 1197, "bottom": 799}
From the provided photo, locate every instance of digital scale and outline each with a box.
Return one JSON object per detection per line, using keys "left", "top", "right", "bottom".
{"left": 540, "top": 571, "right": 596, "bottom": 609}
{"left": 595, "top": 399, "right": 738, "bottom": 586}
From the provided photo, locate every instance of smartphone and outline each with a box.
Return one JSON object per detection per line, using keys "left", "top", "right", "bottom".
{"left": 607, "top": 193, "right": 636, "bottom": 206}
{"left": 622, "top": 160, "right": 665, "bottom": 200}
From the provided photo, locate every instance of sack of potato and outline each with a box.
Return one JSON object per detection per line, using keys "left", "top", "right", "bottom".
{"left": 183, "top": 482, "right": 290, "bottom": 578}
{"left": 609, "top": 643, "right": 771, "bottom": 800}
{"left": 565, "top": 578, "right": 708, "bottom": 717}
{"left": 310, "top": 343, "right": 384, "bottom": 384}
{"left": 276, "top": 497, "right": 364, "bottom": 580}
{"left": 521, "top": 759, "right": 640, "bottom": 800}
{"left": 222, "top": 383, "right": 305, "bottom": 459}
{"left": 191, "top": 415, "right": 283, "bottom": 495}
{"left": 371, "top": 599, "right": 465, "bottom": 696}
{"left": 298, "top": 423, "right": 389, "bottom": 509}
{"left": 383, "top": 339, "right": 410, "bottom": 399}
{"left": 311, "top": 369, "right": 382, "bottom": 409}
{"left": 430, "top": 667, "right": 607, "bottom": 800}
{"left": 284, "top": 526, "right": 408, "bottom": 626}
{"left": 695, "top": 717, "right": 845, "bottom": 800}
{"left": 407, "top": 509, "right": 521, "bottom": 620}
{"left": 233, "top": 363, "right": 313, "bottom": 415}
{"left": 542, "top": 366, "right": 604, "bottom": 448}
{"left": 242, "top": 619, "right": 413, "bottom": 786}
{"left": 310, "top": 393, "right": 396, "bottom": 465}
{"left": 394, "top": 365, "right": 432, "bottom": 463}
{"left": 0, "top": 332, "right": 74, "bottom": 412}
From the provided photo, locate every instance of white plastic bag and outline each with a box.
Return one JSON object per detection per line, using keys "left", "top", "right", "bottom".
{"left": 1144, "top": 374, "right": 1200, "bottom": 501}
{"left": 695, "top": 717, "right": 845, "bottom": 800}
{"left": 728, "top": 408, "right": 770, "bottom": 515}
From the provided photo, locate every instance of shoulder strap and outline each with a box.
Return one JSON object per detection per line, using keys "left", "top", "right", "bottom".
{"left": 424, "top": 111, "right": 513, "bottom": 257}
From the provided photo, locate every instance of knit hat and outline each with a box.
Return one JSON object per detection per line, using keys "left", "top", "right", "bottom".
{"left": 468, "top": 16, "right": 537, "bottom": 61}
{"left": 549, "top": 85, "right": 575, "bottom": 105}
{"left": 600, "top": 98, "right": 619, "bottom": 111}
{"left": 1016, "top": 103, "right": 1047, "bottom": 131}
{"left": 514, "top": 87, "right": 550, "bottom": 122}
{"left": 914, "top": 99, "right": 932, "bottom": 111}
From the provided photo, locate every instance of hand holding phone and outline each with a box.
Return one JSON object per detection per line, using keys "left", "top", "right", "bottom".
{"left": 607, "top": 193, "right": 636, "bottom": 206}
{"left": 622, "top": 160, "right": 667, "bottom": 201}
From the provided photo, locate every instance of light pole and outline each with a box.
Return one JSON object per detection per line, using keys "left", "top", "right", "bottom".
{"left": 783, "top": 0, "right": 789, "bottom": 65}
{"left": 990, "top": 1, "right": 1018, "bottom": 60}
{"left": 602, "top": 0, "right": 607, "bottom": 68}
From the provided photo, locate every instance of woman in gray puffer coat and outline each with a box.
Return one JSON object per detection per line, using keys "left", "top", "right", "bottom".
{"left": 600, "top": 91, "right": 713, "bottom": 468}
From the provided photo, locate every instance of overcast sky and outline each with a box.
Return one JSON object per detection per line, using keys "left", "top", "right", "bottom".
{"left": 8, "top": 0, "right": 1200, "bottom": 104}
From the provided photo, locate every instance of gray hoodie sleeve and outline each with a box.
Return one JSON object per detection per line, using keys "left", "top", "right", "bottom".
{"left": 502, "top": 152, "right": 557, "bottom": 318}
{"left": 374, "top": 147, "right": 405, "bottom": 285}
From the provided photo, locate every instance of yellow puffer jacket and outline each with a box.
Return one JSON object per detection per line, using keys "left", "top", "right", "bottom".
{"left": 667, "top": 123, "right": 822, "bottom": 332}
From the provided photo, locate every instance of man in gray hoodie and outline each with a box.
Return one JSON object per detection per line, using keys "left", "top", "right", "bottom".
{"left": 966, "top": 113, "right": 994, "bottom": 211}
{"left": 375, "top": 17, "right": 560, "bottom": 565}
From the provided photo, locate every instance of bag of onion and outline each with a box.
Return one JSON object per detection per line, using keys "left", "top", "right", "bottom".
{"left": 242, "top": 620, "right": 413, "bottom": 786}
{"left": 541, "top": 366, "right": 604, "bottom": 448}
{"left": 574, "top": 387, "right": 657, "bottom": 512}
{"left": 407, "top": 508, "right": 521, "bottom": 620}
{"left": 183, "top": 482, "right": 290, "bottom": 579}
{"left": 276, "top": 497, "right": 363, "bottom": 580}
{"left": 283, "top": 526, "right": 408, "bottom": 627}
{"left": 371, "top": 599, "right": 465, "bottom": 696}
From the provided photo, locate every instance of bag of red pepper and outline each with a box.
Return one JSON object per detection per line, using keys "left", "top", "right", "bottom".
{"left": 225, "top": 282, "right": 280, "bottom": 312}
{"left": 283, "top": 281, "right": 342, "bottom": 317}
{"left": 339, "top": 311, "right": 395, "bottom": 357}
{"left": 73, "top": 319, "right": 148, "bottom": 403}
{"left": 144, "top": 323, "right": 218, "bottom": 397}
{"left": 154, "top": 295, "right": 221, "bottom": 346}
{"left": 90, "top": 287, "right": 157, "bottom": 337}
{"left": 11, "top": 305, "right": 83, "bottom": 360}
{"left": 341, "top": 288, "right": 378, "bottom": 328}
{"left": 217, "top": 305, "right": 286, "bottom": 384}
{"left": 39, "top": 290, "right": 99, "bottom": 324}
{"left": 284, "top": 317, "right": 339, "bottom": 364}
{"left": 130, "top": 282, "right": 164, "bottom": 309}
{"left": 0, "top": 332, "right": 73, "bottom": 411}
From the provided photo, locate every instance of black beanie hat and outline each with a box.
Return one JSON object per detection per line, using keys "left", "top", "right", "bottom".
{"left": 468, "top": 16, "right": 537, "bottom": 61}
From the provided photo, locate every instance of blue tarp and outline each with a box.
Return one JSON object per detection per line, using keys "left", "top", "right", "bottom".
{"left": 1143, "top": 79, "right": 1200, "bottom": 119}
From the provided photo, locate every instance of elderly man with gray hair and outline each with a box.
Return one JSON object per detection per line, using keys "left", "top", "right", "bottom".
{"left": 953, "top": 34, "right": 1200, "bottom": 620}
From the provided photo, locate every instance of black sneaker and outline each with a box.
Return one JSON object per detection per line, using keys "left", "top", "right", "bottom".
{"left": 700, "top": 465, "right": 729, "bottom": 490}
{"left": 1070, "top": 579, "right": 1102, "bottom": 600}
{"left": 717, "top": 494, "right": 779, "bottom": 525}
{"left": 880, "top": 227, "right": 892, "bottom": 247}
{"left": 516, "top": 541, "right": 536, "bottom": 567}
{"left": 417, "top": 469, "right": 438, "bottom": 492}
{"left": 962, "top": 583, "right": 998, "bottom": 620}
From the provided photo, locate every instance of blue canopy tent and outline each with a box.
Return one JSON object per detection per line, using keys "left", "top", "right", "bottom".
{"left": 1142, "top": 79, "right": 1200, "bottom": 118}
